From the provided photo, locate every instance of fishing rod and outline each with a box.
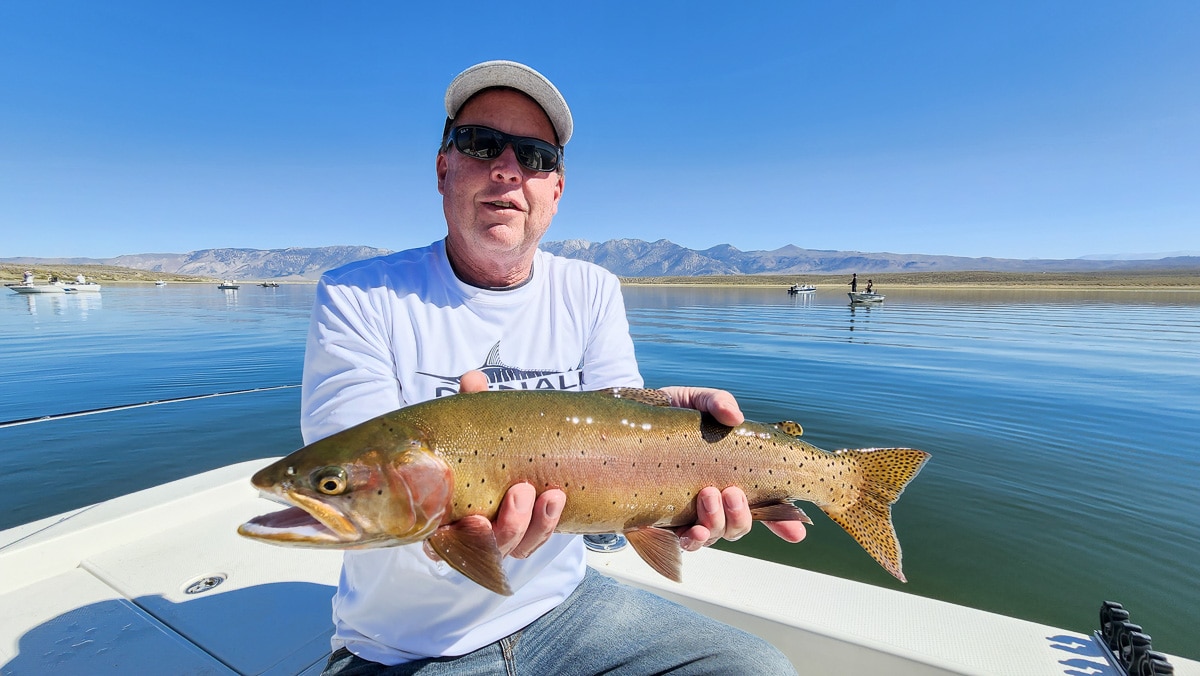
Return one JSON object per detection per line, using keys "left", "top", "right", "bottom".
{"left": 0, "top": 384, "right": 301, "bottom": 429}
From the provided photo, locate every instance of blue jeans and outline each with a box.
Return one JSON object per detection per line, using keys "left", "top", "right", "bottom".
{"left": 321, "top": 568, "right": 796, "bottom": 675}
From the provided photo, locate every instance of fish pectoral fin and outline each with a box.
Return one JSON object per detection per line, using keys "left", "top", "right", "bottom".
{"left": 604, "top": 388, "right": 673, "bottom": 407}
{"left": 624, "top": 526, "right": 683, "bottom": 582}
{"left": 426, "top": 517, "right": 513, "bottom": 596}
{"left": 771, "top": 421, "right": 804, "bottom": 437}
{"left": 749, "top": 500, "right": 812, "bottom": 524}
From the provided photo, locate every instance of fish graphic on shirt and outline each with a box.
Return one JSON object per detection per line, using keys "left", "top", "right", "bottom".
{"left": 417, "top": 342, "right": 584, "bottom": 389}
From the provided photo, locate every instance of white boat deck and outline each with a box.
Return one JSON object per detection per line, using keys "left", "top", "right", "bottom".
{"left": 1, "top": 460, "right": 1195, "bottom": 675}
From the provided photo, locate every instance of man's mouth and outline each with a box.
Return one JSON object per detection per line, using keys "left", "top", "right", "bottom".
{"left": 485, "top": 200, "right": 520, "bottom": 210}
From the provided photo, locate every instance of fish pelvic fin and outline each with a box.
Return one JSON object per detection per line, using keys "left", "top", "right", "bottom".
{"left": 624, "top": 526, "right": 683, "bottom": 582}
{"left": 820, "top": 447, "right": 930, "bottom": 583}
{"left": 426, "top": 516, "right": 513, "bottom": 596}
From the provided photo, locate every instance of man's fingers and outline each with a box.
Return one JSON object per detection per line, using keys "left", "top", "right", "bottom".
{"left": 765, "top": 520, "right": 808, "bottom": 543}
{"left": 458, "top": 370, "right": 488, "bottom": 394}
{"left": 720, "top": 486, "right": 753, "bottom": 541}
{"left": 493, "top": 483, "right": 536, "bottom": 556}
{"left": 509, "top": 489, "right": 565, "bottom": 559}
{"left": 658, "top": 386, "right": 744, "bottom": 427}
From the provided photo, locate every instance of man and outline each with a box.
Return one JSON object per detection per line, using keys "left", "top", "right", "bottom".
{"left": 305, "top": 60, "right": 805, "bottom": 675}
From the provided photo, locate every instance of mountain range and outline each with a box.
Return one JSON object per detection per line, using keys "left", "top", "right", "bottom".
{"left": 4, "top": 241, "right": 1198, "bottom": 280}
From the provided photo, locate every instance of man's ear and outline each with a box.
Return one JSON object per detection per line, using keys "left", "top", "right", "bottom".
{"left": 436, "top": 151, "right": 448, "bottom": 195}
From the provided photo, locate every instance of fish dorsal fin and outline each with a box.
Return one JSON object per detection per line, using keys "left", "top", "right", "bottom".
{"left": 624, "top": 526, "right": 683, "bottom": 582}
{"left": 749, "top": 499, "right": 812, "bottom": 524}
{"left": 604, "top": 388, "right": 673, "bottom": 407}
{"left": 426, "top": 516, "right": 513, "bottom": 596}
{"left": 771, "top": 421, "right": 804, "bottom": 437}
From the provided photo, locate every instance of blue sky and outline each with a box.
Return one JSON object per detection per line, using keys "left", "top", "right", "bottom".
{"left": 2, "top": 2, "right": 1197, "bottom": 260}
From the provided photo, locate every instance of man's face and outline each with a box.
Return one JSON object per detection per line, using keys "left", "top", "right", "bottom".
{"left": 437, "top": 88, "right": 565, "bottom": 266}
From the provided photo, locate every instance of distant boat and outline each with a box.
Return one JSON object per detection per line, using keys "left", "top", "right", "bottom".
{"left": 260, "top": 282, "right": 280, "bottom": 288}
{"left": 848, "top": 291, "right": 885, "bottom": 304}
{"left": 155, "top": 280, "right": 167, "bottom": 286}
{"left": 63, "top": 282, "right": 102, "bottom": 293}
{"left": 218, "top": 280, "right": 240, "bottom": 290}
{"left": 7, "top": 282, "right": 66, "bottom": 294}
{"left": 788, "top": 284, "right": 816, "bottom": 294}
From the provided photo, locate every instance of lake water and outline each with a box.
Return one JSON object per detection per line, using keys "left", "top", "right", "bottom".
{"left": 2, "top": 282, "right": 1198, "bottom": 660}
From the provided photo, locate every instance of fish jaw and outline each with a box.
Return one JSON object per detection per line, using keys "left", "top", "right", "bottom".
{"left": 239, "top": 430, "right": 456, "bottom": 549}
{"left": 238, "top": 489, "right": 382, "bottom": 548}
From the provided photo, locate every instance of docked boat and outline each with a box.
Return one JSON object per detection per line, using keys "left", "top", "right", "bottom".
{"left": 1, "top": 460, "right": 1195, "bottom": 675}
{"left": 849, "top": 291, "right": 885, "bottom": 303}
{"left": 787, "top": 284, "right": 816, "bottom": 294}
{"left": 218, "top": 280, "right": 240, "bottom": 290}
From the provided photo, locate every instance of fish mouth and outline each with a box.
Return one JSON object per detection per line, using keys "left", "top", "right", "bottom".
{"left": 237, "top": 489, "right": 362, "bottom": 547}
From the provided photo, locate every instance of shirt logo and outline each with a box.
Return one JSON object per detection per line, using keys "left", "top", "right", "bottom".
{"left": 419, "top": 342, "right": 584, "bottom": 397}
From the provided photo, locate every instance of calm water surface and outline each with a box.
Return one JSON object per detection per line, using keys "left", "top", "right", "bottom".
{"left": 2, "top": 283, "right": 1198, "bottom": 659}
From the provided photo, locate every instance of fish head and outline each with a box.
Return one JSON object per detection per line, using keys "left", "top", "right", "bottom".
{"left": 238, "top": 417, "right": 453, "bottom": 549}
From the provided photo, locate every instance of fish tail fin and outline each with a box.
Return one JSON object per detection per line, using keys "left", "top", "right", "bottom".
{"left": 819, "top": 447, "right": 929, "bottom": 583}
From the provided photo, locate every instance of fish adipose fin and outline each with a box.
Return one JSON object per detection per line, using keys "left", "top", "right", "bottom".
{"left": 603, "top": 388, "right": 673, "bottom": 407}
{"left": 771, "top": 421, "right": 804, "bottom": 437}
{"left": 426, "top": 517, "right": 513, "bottom": 596}
{"left": 818, "top": 447, "right": 929, "bottom": 583}
{"left": 624, "top": 526, "right": 683, "bottom": 582}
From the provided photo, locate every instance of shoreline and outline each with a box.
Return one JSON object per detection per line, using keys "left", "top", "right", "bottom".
{"left": 6, "top": 263, "right": 1199, "bottom": 291}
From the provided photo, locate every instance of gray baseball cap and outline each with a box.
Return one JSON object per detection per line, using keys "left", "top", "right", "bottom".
{"left": 444, "top": 60, "right": 573, "bottom": 146}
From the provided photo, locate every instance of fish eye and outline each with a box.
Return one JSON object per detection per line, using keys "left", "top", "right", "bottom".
{"left": 312, "top": 467, "right": 348, "bottom": 495}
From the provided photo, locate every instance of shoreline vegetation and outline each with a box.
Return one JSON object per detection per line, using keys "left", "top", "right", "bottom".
{"left": 4, "top": 263, "right": 1199, "bottom": 290}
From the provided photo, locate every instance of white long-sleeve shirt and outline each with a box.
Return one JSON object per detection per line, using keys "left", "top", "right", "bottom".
{"left": 300, "top": 239, "right": 642, "bottom": 665}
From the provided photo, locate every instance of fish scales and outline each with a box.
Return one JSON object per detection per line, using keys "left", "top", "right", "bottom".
{"left": 406, "top": 392, "right": 857, "bottom": 531}
{"left": 239, "top": 388, "right": 930, "bottom": 594}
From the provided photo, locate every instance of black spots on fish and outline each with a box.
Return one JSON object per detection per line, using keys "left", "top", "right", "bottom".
{"left": 377, "top": 489, "right": 383, "bottom": 496}
{"left": 501, "top": 463, "right": 506, "bottom": 470}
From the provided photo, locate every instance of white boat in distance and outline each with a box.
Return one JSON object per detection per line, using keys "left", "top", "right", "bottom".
{"left": 1, "top": 460, "right": 1195, "bottom": 675}
{"left": 6, "top": 282, "right": 68, "bottom": 294}
{"left": 218, "top": 280, "right": 240, "bottom": 290}
{"left": 7, "top": 280, "right": 101, "bottom": 294}
{"left": 787, "top": 284, "right": 816, "bottom": 294}
{"left": 849, "top": 291, "right": 885, "bottom": 303}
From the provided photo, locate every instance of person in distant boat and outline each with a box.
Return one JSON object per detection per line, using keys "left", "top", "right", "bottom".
{"left": 305, "top": 60, "right": 803, "bottom": 675}
{"left": 48, "top": 274, "right": 58, "bottom": 283}
{"left": 76, "top": 274, "right": 86, "bottom": 284}
{"left": 849, "top": 272, "right": 858, "bottom": 292}
{"left": 23, "top": 270, "right": 33, "bottom": 285}
{"left": 866, "top": 279, "right": 874, "bottom": 293}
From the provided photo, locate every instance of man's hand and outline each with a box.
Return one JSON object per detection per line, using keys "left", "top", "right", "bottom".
{"left": 458, "top": 370, "right": 566, "bottom": 559}
{"left": 660, "top": 386, "right": 808, "bottom": 551}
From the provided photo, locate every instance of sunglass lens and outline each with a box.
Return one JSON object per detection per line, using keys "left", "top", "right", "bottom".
{"left": 454, "top": 127, "right": 504, "bottom": 159}
{"left": 515, "top": 141, "right": 559, "bottom": 172}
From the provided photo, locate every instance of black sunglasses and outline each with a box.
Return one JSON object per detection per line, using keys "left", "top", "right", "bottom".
{"left": 445, "top": 125, "right": 562, "bottom": 173}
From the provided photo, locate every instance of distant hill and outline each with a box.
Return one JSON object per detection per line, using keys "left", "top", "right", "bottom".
{"left": 539, "top": 239, "right": 1200, "bottom": 276}
{"left": 1, "top": 246, "right": 393, "bottom": 281}
{"left": 4, "top": 241, "right": 1198, "bottom": 280}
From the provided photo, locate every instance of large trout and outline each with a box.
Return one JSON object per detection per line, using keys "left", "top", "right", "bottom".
{"left": 239, "top": 388, "right": 929, "bottom": 595}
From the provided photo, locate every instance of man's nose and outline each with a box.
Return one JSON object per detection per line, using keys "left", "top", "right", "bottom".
{"left": 490, "top": 146, "right": 523, "bottom": 182}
